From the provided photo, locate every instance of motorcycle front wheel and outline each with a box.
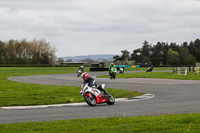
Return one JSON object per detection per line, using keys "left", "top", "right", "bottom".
{"left": 106, "top": 93, "right": 115, "bottom": 105}
{"left": 84, "top": 94, "right": 96, "bottom": 106}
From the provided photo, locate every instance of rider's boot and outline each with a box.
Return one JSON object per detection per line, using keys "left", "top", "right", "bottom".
{"left": 97, "top": 85, "right": 108, "bottom": 94}
{"left": 103, "top": 90, "right": 108, "bottom": 94}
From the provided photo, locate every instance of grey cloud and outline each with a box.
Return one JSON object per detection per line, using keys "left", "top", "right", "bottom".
{"left": 0, "top": 0, "right": 200, "bottom": 56}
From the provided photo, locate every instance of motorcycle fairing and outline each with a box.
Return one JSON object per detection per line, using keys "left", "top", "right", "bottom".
{"left": 96, "top": 93, "right": 108, "bottom": 103}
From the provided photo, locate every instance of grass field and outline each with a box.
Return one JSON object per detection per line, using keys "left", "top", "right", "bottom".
{"left": 0, "top": 67, "right": 142, "bottom": 106}
{"left": 1, "top": 113, "right": 200, "bottom": 133}
{"left": 124, "top": 67, "right": 173, "bottom": 71}
{"left": 1, "top": 66, "right": 199, "bottom": 132}
{"left": 98, "top": 71, "right": 200, "bottom": 80}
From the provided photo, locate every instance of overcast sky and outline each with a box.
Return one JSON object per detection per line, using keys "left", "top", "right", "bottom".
{"left": 0, "top": 0, "right": 200, "bottom": 57}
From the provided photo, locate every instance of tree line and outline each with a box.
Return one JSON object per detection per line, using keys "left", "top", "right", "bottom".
{"left": 0, "top": 39, "right": 56, "bottom": 64}
{"left": 113, "top": 38, "right": 200, "bottom": 66}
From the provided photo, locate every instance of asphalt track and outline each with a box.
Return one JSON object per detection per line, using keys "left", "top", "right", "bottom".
{"left": 1, "top": 71, "right": 200, "bottom": 124}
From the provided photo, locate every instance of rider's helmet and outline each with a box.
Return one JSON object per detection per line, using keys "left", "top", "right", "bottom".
{"left": 80, "top": 66, "right": 84, "bottom": 69}
{"left": 81, "top": 72, "right": 88, "bottom": 80}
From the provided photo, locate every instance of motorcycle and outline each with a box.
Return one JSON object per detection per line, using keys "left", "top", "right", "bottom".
{"left": 110, "top": 67, "right": 117, "bottom": 79}
{"left": 119, "top": 67, "right": 124, "bottom": 74}
{"left": 146, "top": 66, "right": 153, "bottom": 72}
{"left": 76, "top": 66, "right": 84, "bottom": 77}
{"left": 80, "top": 83, "right": 115, "bottom": 106}
{"left": 76, "top": 69, "right": 83, "bottom": 77}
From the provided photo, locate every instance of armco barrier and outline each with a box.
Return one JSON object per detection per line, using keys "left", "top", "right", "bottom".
{"left": 90, "top": 68, "right": 109, "bottom": 71}
{"left": 116, "top": 65, "right": 140, "bottom": 68}
{"left": 194, "top": 67, "right": 200, "bottom": 75}
{"left": 173, "top": 67, "right": 189, "bottom": 75}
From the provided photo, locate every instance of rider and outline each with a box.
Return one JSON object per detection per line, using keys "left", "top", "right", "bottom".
{"left": 109, "top": 63, "right": 115, "bottom": 76}
{"left": 81, "top": 72, "right": 108, "bottom": 94}
{"left": 122, "top": 65, "right": 125, "bottom": 71}
{"left": 78, "top": 66, "right": 84, "bottom": 71}
{"left": 150, "top": 65, "right": 154, "bottom": 71}
{"left": 77, "top": 65, "right": 84, "bottom": 77}
{"left": 147, "top": 65, "right": 154, "bottom": 72}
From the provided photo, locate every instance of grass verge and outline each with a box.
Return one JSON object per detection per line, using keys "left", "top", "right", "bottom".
{"left": 0, "top": 67, "right": 142, "bottom": 106}
{"left": 124, "top": 67, "right": 173, "bottom": 71}
{"left": 98, "top": 72, "right": 200, "bottom": 80}
{"left": 0, "top": 113, "right": 200, "bottom": 133}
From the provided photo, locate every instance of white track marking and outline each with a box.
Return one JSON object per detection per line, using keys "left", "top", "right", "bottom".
{"left": 1, "top": 94, "right": 154, "bottom": 110}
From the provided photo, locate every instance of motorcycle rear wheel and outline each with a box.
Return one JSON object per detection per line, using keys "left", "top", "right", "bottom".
{"left": 84, "top": 94, "right": 96, "bottom": 106}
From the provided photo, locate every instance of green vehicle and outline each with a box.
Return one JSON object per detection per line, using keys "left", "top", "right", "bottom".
{"left": 110, "top": 67, "right": 117, "bottom": 79}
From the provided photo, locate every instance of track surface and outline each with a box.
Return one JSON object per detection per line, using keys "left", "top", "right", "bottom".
{"left": 1, "top": 71, "right": 200, "bottom": 124}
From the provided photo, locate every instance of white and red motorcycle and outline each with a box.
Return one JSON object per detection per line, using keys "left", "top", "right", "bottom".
{"left": 76, "top": 69, "right": 83, "bottom": 77}
{"left": 80, "top": 83, "right": 115, "bottom": 106}
{"left": 76, "top": 66, "right": 84, "bottom": 77}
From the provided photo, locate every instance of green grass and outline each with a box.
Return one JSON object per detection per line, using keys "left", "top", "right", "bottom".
{"left": 1, "top": 67, "right": 199, "bottom": 132}
{"left": 1, "top": 113, "right": 200, "bottom": 133}
{"left": 0, "top": 67, "right": 142, "bottom": 106}
{"left": 124, "top": 67, "right": 173, "bottom": 71}
{"left": 99, "top": 72, "right": 200, "bottom": 80}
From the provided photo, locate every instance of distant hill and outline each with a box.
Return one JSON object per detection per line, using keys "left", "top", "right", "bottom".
{"left": 58, "top": 54, "right": 115, "bottom": 62}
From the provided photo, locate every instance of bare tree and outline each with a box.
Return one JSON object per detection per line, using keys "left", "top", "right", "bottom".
{"left": 2, "top": 39, "right": 56, "bottom": 64}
